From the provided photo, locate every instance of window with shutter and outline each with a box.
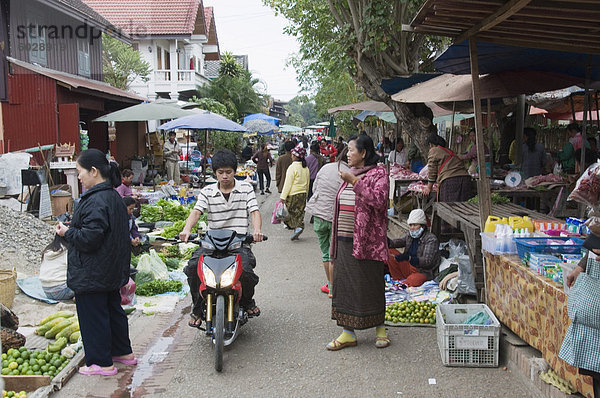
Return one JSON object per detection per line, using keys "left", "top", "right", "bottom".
{"left": 77, "top": 39, "right": 90, "bottom": 77}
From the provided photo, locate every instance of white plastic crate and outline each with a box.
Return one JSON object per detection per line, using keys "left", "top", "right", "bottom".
{"left": 436, "top": 303, "right": 500, "bottom": 367}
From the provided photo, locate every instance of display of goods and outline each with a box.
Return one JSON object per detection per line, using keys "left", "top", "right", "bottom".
{"left": 34, "top": 312, "right": 79, "bottom": 342}
{"left": 236, "top": 167, "right": 254, "bottom": 177}
{"left": 526, "top": 173, "right": 565, "bottom": 187}
{"left": 568, "top": 163, "right": 600, "bottom": 207}
{"left": 140, "top": 199, "right": 195, "bottom": 223}
{"left": 390, "top": 165, "right": 420, "bottom": 180}
{"left": 1, "top": 347, "right": 69, "bottom": 377}
{"left": 1, "top": 328, "right": 26, "bottom": 352}
{"left": 3, "top": 391, "right": 27, "bottom": 398}
{"left": 385, "top": 301, "right": 437, "bottom": 324}
{"left": 160, "top": 220, "right": 198, "bottom": 240}
{"left": 468, "top": 193, "right": 510, "bottom": 205}
{"left": 136, "top": 280, "right": 182, "bottom": 296}
{"left": 407, "top": 181, "right": 437, "bottom": 194}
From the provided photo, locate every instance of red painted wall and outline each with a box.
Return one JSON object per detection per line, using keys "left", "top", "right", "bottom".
{"left": 2, "top": 65, "right": 58, "bottom": 150}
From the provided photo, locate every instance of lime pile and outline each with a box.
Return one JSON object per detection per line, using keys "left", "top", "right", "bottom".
{"left": 385, "top": 301, "right": 437, "bottom": 324}
{"left": 3, "top": 391, "right": 27, "bottom": 398}
{"left": 1, "top": 347, "right": 69, "bottom": 377}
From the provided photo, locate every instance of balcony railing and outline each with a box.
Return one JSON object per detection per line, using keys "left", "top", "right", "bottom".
{"left": 154, "top": 69, "right": 204, "bottom": 82}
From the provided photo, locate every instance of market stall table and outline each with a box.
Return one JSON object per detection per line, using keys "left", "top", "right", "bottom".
{"left": 492, "top": 184, "right": 571, "bottom": 216}
{"left": 431, "top": 202, "right": 559, "bottom": 299}
{"left": 485, "top": 253, "right": 594, "bottom": 398}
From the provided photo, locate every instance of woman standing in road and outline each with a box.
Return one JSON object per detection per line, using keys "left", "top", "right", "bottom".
{"left": 279, "top": 146, "right": 310, "bottom": 240}
{"left": 55, "top": 149, "right": 136, "bottom": 376}
{"left": 252, "top": 143, "right": 274, "bottom": 195}
{"left": 328, "top": 134, "right": 390, "bottom": 350}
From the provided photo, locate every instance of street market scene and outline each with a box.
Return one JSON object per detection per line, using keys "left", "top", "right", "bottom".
{"left": 1, "top": 0, "right": 600, "bottom": 397}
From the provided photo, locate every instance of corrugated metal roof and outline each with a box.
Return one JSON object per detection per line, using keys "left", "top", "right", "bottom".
{"left": 8, "top": 57, "right": 144, "bottom": 102}
{"left": 408, "top": 0, "right": 600, "bottom": 55}
{"left": 81, "top": 0, "right": 202, "bottom": 36}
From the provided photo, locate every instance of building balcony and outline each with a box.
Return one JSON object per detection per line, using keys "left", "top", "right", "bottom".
{"left": 131, "top": 69, "right": 210, "bottom": 98}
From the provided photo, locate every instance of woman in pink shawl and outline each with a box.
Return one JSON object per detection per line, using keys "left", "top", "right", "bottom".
{"left": 327, "top": 134, "right": 390, "bottom": 351}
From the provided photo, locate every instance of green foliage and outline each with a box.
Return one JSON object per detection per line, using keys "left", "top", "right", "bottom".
{"left": 102, "top": 33, "right": 151, "bottom": 90}
{"left": 211, "top": 131, "right": 244, "bottom": 154}
{"left": 285, "top": 95, "right": 318, "bottom": 127}
{"left": 189, "top": 97, "right": 236, "bottom": 120}
{"left": 137, "top": 280, "right": 183, "bottom": 296}
{"left": 196, "top": 52, "right": 266, "bottom": 122}
{"left": 219, "top": 51, "right": 242, "bottom": 78}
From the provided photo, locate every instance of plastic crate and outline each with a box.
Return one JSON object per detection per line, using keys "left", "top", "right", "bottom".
{"left": 436, "top": 304, "right": 500, "bottom": 367}
{"left": 480, "top": 232, "right": 517, "bottom": 255}
{"left": 514, "top": 237, "right": 584, "bottom": 259}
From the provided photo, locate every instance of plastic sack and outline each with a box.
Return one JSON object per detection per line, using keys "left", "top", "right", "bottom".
{"left": 448, "top": 239, "right": 467, "bottom": 258}
{"left": 120, "top": 277, "right": 136, "bottom": 305}
{"left": 585, "top": 209, "right": 600, "bottom": 236}
{"left": 456, "top": 254, "right": 477, "bottom": 295}
{"left": 568, "top": 162, "right": 600, "bottom": 208}
{"left": 135, "top": 249, "right": 169, "bottom": 285}
{"left": 418, "top": 164, "right": 429, "bottom": 180}
{"left": 271, "top": 201, "right": 282, "bottom": 224}
{"left": 274, "top": 201, "right": 289, "bottom": 221}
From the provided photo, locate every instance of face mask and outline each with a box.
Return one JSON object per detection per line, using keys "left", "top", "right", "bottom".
{"left": 409, "top": 227, "right": 424, "bottom": 239}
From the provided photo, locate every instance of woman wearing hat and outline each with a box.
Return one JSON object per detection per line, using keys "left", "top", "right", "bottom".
{"left": 559, "top": 233, "right": 600, "bottom": 397}
{"left": 387, "top": 209, "right": 441, "bottom": 287}
{"left": 279, "top": 146, "right": 310, "bottom": 240}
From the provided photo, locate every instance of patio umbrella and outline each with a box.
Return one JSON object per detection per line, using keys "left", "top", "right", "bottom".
{"left": 279, "top": 124, "right": 302, "bottom": 133}
{"left": 327, "top": 116, "right": 336, "bottom": 138}
{"left": 243, "top": 119, "right": 279, "bottom": 134}
{"left": 243, "top": 113, "right": 280, "bottom": 126}
{"left": 158, "top": 111, "right": 247, "bottom": 184}
{"left": 94, "top": 102, "right": 194, "bottom": 122}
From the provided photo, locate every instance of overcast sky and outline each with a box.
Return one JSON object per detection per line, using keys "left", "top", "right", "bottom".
{"left": 204, "top": 0, "right": 302, "bottom": 102}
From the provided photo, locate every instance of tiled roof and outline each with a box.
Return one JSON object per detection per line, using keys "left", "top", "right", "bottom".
{"left": 81, "top": 0, "right": 202, "bottom": 36}
{"left": 204, "top": 60, "right": 220, "bottom": 79}
{"left": 47, "top": 0, "right": 114, "bottom": 28}
{"left": 204, "top": 6, "right": 213, "bottom": 37}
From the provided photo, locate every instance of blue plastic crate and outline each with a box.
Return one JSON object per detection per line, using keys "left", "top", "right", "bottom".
{"left": 514, "top": 237, "right": 584, "bottom": 259}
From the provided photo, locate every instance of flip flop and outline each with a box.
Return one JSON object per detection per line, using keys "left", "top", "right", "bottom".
{"left": 246, "top": 306, "right": 261, "bottom": 318}
{"left": 326, "top": 338, "right": 357, "bottom": 351}
{"left": 188, "top": 314, "right": 202, "bottom": 328}
{"left": 78, "top": 364, "right": 117, "bottom": 376}
{"left": 112, "top": 356, "right": 138, "bottom": 365}
{"left": 375, "top": 336, "right": 390, "bottom": 348}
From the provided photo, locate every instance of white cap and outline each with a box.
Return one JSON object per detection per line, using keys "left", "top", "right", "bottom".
{"left": 407, "top": 209, "right": 427, "bottom": 225}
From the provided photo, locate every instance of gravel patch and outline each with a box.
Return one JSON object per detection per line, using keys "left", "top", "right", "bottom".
{"left": 0, "top": 204, "right": 55, "bottom": 276}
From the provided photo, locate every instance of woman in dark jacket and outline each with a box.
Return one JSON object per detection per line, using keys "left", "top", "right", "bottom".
{"left": 55, "top": 149, "right": 135, "bottom": 376}
{"left": 252, "top": 143, "right": 274, "bottom": 195}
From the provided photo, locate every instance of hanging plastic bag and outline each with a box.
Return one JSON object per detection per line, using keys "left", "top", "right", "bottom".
{"left": 275, "top": 201, "right": 289, "bottom": 221}
{"left": 135, "top": 249, "right": 169, "bottom": 285}
{"left": 568, "top": 162, "right": 600, "bottom": 208}
{"left": 120, "top": 277, "right": 136, "bottom": 305}
{"left": 271, "top": 201, "right": 282, "bottom": 224}
{"left": 448, "top": 239, "right": 467, "bottom": 258}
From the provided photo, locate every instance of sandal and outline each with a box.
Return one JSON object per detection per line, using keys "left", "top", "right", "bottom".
{"left": 112, "top": 356, "right": 138, "bottom": 365}
{"left": 188, "top": 314, "right": 202, "bottom": 328}
{"left": 375, "top": 336, "right": 390, "bottom": 348}
{"left": 78, "top": 364, "right": 117, "bottom": 376}
{"left": 326, "top": 338, "right": 357, "bottom": 351}
{"left": 246, "top": 306, "right": 261, "bottom": 318}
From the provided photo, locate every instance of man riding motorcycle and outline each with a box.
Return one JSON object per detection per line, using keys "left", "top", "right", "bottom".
{"left": 180, "top": 150, "right": 264, "bottom": 328}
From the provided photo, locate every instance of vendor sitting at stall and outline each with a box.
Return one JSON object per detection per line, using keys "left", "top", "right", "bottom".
{"left": 123, "top": 196, "right": 147, "bottom": 255}
{"left": 386, "top": 209, "right": 440, "bottom": 287}
{"left": 39, "top": 235, "right": 74, "bottom": 301}
{"left": 458, "top": 128, "right": 489, "bottom": 174}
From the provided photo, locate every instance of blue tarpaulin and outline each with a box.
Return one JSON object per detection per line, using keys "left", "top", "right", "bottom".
{"left": 243, "top": 113, "right": 280, "bottom": 126}
{"left": 380, "top": 73, "right": 441, "bottom": 95}
{"left": 435, "top": 41, "right": 600, "bottom": 81}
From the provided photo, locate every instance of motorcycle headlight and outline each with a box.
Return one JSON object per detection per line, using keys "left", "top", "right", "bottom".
{"left": 201, "top": 241, "right": 215, "bottom": 250}
{"left": 229, "top": 241, "right": 243, "bottom": 250}
{"left": 202, "top": 264, "right": 216, "bottom": 288}
{"left": 220, "top": 265, "right": 237, "bottom": 287}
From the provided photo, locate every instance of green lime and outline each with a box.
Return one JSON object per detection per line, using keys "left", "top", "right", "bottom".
{"left": 2, "top": 359, "right": 8, "bottom": 367}
{"left": 38, "top": 359, "right": 46, "bottom": 366}
{"left": 49, "top": 365, "right": 56, "bottom": 372}
{"left": 26, "top": 370, "right": 34, "bottom": 375}
{"left": 1, "top": 368, "right": 10, "bottom": 375}
{"left": 10, "top": 369, "right": 19, "bottom": 375}
{"left": 20, "top": 351, "right": 29, "bottom": 360}
{"left": 11, "top": 351, "right": 20, "bottom": 359}
{"left": 29, "top": 358, "right": 36, "bottom": 365}
{"left": 34, "top": 371, "right": 42, "bottom": 375}
{"left": 15, "top": 358, "right": 23, "bottom": 365}
{"left": 1, "top": 353, "right": 6, "bottom": 360}
{"left": 32, "top": 364, "right": 40, "bottom": 371}
{"left": 41, "top": 365, "right": 49, "bottom": 372}
{"left": 18, "top": 347, "right": 27, "bottom": 352}
{"left": 8, "top": 361, "right": 18, "bottom": 370}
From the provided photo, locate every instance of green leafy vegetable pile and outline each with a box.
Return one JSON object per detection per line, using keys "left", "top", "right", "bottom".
{"left": 161, "top": 220, "right": 198, "bottom": 239}
{"left": 468, "top": 193, "right": 510, "bottom": 205}
{"left": 136, "top": 280, "right": 183, "bottom": 296}
{"left": 140, "top": 199, "right": 197, "bottom": 223}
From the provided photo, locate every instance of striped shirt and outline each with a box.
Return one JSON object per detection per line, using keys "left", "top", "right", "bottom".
{"left": 194, "top": 180, "right": 259, "bottom": 235}
{"left": 336, "top": 184, "right": 355, "bottom": 241}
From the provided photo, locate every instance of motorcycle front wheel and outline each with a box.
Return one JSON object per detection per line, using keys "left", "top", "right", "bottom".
{"left": 214, "top": 294, "right": 225, "bottom": 372}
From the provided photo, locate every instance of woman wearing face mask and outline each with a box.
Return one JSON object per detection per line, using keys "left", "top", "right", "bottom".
{"left": 387, "top": 209, "right": 440, "bottom": 287}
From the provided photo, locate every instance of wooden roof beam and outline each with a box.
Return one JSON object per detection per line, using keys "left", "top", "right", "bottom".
{"left": 455, "top": 0, "right": 533, "bottom": 43}
{"left": 475, "top": 34, "right": 600, "bottom": 54}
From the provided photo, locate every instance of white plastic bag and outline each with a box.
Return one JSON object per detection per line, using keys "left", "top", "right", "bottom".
{"left": 456, "top": 254, "right": 477, "bottom": 295}
{"left": 135, "top": 249, "right": 169, "bottom": 285}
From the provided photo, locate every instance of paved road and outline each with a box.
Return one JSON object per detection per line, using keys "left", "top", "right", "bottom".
{"left": 56, "top": 180, "right": 538, "bottom": 398}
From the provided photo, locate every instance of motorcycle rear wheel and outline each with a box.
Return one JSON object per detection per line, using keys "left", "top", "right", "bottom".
{"left": 214, "top": 295, "right": 225, "bottom": 372}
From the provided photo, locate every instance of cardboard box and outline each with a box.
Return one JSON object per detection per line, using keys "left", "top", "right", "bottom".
{"left": 2, "top": 375, "right": 51, "bottom": 392}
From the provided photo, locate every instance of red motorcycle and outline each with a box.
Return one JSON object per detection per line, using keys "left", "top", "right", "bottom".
{"left": 196, "top": 229, "right": 266, "bottom": 372}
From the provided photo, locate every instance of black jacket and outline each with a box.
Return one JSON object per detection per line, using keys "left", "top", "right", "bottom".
{"left": 65, "top": 181, "right": 130, "bottom": 294}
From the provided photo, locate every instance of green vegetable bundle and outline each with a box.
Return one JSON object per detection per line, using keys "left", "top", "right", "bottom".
{"left": 161, "top": 220, "right": 198, "bottom": 239}
{"left": 137, "top": 280, "right": 183, "bottom": 296}
{"left": 468, "top": 193, "right": 510, "bottom": 205}
{"left": 140, "top": 199, "right": 196, "bottom": 223}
